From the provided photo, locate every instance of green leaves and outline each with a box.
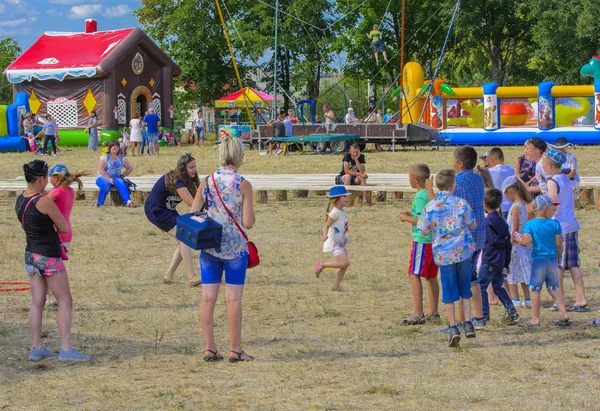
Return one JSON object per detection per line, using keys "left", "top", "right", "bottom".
{"left": 0, "top": 38, "right": 21, "bottom": 105}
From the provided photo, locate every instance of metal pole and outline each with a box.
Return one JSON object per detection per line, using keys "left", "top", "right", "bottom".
{"left": 343, "top": 81, "right": 347, "bottom": 115}
{"left": 399, "top": 0, "right": 406, "bottom": 127}
{"left": 272, "top": 0, "right": 279, "bottom": 119}
{"left": 215, "top": 0, "right": 255, "bottom": 129}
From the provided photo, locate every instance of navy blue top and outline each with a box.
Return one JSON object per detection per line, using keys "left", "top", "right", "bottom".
{"left": 145, "top": 175, "right": 186, "bottom": 212}
{"left": 482, "top": 211, "right": 512, "bottom": 269}
{"left": 144, "top": 113, "right": 160, "bottom": 133}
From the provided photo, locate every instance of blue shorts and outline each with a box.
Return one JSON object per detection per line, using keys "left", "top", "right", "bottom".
{"left": 439, "top": 259, "right": 473, "bottom": 303}
{"left": 529, "top": 258, "right": 559, "bottom": 291}
{"left": 558, "top": 231, "right": 580, "bottom": 270}
{"left": 372, "top": 41, "right": 385, "bottom": 53}
{"left": 200, "top": 251, "right": 248, "bottom": 285}
{"left": 148, "top": 133, "right": 159, "bottom": 143}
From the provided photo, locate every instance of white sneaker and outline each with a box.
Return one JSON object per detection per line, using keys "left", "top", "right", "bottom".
{"left": 522, "top": 299, "right": 532, "bottom": 308}
{"left": 512, "top": 299, "right": 521, "bottom": 308}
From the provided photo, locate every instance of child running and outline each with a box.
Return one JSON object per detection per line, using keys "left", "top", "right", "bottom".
{"left": 479, "top": 188, "right": 519, "bottom": 324}
{"left": 514, "top": 195, "right": 571, "bottom": 327}
{"left": 315, "top": 186, "right": 350, "bottom": 291}
{"left": 502, "top": 175, "right": 532, "bottom": 309}
{"left": 400, "top": 163, "right": 439, "bottom": 324}
{"left": 45, "top": 164, "right": 88, "bottom": 307}
{"left": 417, "top": 169, "right": 477, "bottom": 347}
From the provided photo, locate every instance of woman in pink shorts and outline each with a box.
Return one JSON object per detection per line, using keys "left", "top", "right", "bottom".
{"left": 16, "top": 160, "right": 89, "bottom": 361}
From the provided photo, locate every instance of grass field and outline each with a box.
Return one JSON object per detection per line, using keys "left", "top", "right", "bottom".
{"left": 1, "top": 145, "right": 600, "bottom": 409}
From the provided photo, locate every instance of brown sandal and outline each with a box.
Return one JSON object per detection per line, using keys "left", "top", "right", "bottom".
{"left": 228, "top": 350, "right": 255, "bottom": 363}
{"left": 203, "top": 349, "right": 224, "bottom": 362}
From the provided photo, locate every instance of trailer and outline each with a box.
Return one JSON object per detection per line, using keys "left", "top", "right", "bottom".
{"left": 252, "top": 122, "right": 439, "bottom": 153}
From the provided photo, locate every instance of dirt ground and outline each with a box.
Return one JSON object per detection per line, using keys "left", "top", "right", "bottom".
{"left": 1, "top": 145, "right": 600, "bottom": 409}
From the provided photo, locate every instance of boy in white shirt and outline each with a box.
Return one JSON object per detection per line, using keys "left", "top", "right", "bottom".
{"left": 487, "top": 147, "right": 515, "bottom": 218}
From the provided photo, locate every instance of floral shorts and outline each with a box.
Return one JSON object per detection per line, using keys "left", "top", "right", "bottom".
{"left": 25, "top": 251, "right": 66, "bottom": 277}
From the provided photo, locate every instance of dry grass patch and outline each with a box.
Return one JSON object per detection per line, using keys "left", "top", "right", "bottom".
{"left": 1, "top": 147, "right": 600, "bottom": 409}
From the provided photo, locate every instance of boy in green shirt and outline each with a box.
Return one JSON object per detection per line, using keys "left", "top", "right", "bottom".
{"left": 400, "top": 163, "right": 439, "bottom": 324}
{"left": 366, "top": 24, "right": 389, "bottom": 65}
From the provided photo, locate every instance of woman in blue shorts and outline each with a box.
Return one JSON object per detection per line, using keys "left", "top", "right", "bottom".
{"left": 145, "top": 153, "right": 201, "bottom": 287}
{"left": 190, "top": 136, "right": 255, "bottom": 362}
{"left": 16, "top": 160, "right": 89, "bottom": 361}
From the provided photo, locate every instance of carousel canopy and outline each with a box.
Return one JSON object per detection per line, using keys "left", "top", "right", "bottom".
{"left": 215, "top": 87, "right": 282, "bottom": 108}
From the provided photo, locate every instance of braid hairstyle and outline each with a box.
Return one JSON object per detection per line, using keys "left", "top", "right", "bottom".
{"left": 165, "top": 153, "right": 200, "bottom": 198}
{"left": 54, "top": 170, "right": 91, "bottom": 195}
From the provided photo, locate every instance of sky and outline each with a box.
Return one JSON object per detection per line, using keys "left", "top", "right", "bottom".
{"left": 0, "top": 0, "right": 142, "bottom": 50}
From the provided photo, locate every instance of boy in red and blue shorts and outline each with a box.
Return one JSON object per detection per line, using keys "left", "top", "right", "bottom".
{"left": 400, "top": 163, "right": 439, "bottom": 325}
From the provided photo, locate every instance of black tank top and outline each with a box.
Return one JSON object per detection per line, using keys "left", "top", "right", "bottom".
{"left": 15, "top": 194, "right": 61, "bottom": 258}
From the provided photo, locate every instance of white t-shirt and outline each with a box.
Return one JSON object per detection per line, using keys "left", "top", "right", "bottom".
{"left": 324, "top": 110, "right": 335, "bottom": 125}
{"left": 489, "top": 164, "right": 515, "bottom": 213}
{"left": 194, "top": 116, "right": 205, "bottom": 129}
{"left": 536, "top": 161, "right": 547, "bottom": 194}
{"left": 323, "top": 207, "right": 348, "bottom": 252}
{"left": 564, "top": 152, "right": 579, "bottom": 182}
{"left": 549, "top": 173, "right": 580, "bottom": 234}
{"left": 345, "top": 113, "right": 356, "bottom": 123}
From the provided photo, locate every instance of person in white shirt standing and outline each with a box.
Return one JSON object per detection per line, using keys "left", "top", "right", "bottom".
{"left": 345, "top": 108, "right": 358, "bottom": 124}
{"left": 487, "top": 147, "right": 515, "bottom": 218}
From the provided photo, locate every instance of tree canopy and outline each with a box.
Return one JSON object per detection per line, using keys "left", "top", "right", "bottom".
{"left": 133, "top": 0, "right": 600, "bottom": 114}
{"left": 0, "top": 38, "right": 21, "bottom": 105}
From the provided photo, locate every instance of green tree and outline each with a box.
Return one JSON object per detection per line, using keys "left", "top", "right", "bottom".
{"left": 135, "top": 0, "right": 247, "bottom": 107}
{"left": 0, "top": 37, "right": 21, "bottom": 105}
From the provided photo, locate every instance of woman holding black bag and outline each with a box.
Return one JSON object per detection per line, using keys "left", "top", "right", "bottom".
{"left": 190, "top": 136, "right": 255, "bottom": 362}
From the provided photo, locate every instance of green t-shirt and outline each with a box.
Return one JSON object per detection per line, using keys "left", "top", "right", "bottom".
{"left": 411, "top": 189, "right": 432, "bottom": 244}
{"left": 370, "top": 30, "right": 382, "bottom": 43}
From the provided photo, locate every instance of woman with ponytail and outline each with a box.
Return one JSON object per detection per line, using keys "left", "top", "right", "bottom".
{"left": 145, "top": 153, "right": 201, "bottom": 287}
{"left": 16, "top": 160, "right": 89, "bottom": 361}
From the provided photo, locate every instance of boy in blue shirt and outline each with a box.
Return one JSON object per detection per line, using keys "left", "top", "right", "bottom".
{"left": 400, "top": 163, "right": 438, "bottom": 325}
{"left": 479, "top": 188, "right": 519, "bottom": 324}
{"left": 452, "top": 146, "right": 487, "bottom": 329}
{"left": 418, "top": 169, "right": 477, "bottom": 347}
{"left": 514, "top": 195, "right": 571, "bottom": 327}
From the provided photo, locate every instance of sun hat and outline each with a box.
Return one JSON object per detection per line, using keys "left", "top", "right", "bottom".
{"left": 478, "top": 151, "right": 489, "bottom": 159}
{"left": 501, "top": 175, "right": 520, "bottom": 193}
{"left": 386, "top": 109, "right": 392, "bottom": 113}
{"left": 532, "top": 194, "right": 559, "bottom": 212}
{"left": 527, "top": 137, "right": 547, "bottom": 152}
{"left": 548, "top": 137, "right": 574, "bottom": 150}
{"left": 328, "top": 186, "right": 349, "bottom": 198}
{"left": 544, "top": 149, "right": 566, "bottom": 167}
{"left": 48, "top": 164, "right": 69, "bottom": 175}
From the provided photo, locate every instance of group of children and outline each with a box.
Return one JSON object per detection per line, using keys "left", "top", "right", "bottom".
{"left": 316, "top": 141, "right": 592, "bottom": 347}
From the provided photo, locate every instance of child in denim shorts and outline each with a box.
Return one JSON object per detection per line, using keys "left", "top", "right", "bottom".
{"left": 417, "top": 169, "right": 477, "bottom": 347}
{"left": 514, "top": 195, "right": 571, "bottom": 327}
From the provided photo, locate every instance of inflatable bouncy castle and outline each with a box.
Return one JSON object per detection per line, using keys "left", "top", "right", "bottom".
{"left": 0, "top": 92, "right": 31, "bottom": 152}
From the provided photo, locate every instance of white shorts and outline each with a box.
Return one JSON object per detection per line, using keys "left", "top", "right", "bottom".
{"left": 332, "top": 245, "right": 347, "bottom": 257}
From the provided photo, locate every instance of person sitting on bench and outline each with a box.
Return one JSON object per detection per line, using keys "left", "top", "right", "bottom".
{"left": 335, "top": 143, "right": 369, "bottom": 205}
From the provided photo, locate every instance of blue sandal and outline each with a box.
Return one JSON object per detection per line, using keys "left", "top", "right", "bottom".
{"left": 566, "top": 305, "right": 590, "bottom": 313}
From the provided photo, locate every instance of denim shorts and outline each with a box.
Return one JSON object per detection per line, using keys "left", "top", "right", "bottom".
{"left": 529, "top": 258, "right": 559, "bottom": 291}
{"left": 372, "top": 41, "right": 385, "bottom": 53}
{"left": 439, "top": 259, "right": 473, "bottom": 303}
{"left": 148, "top": 133, "right": 159, "bottom": 143}
{"left": 200, "top": 251, "right": 248, "bottom": 285}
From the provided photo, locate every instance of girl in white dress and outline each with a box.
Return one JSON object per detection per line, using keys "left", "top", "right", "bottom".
{"left": 315, "top": 186, "right": 350, "bottom": 291}
{"left": 129, "top": 112, "right": 143, "bottom": 156}
{"left": 502, "top": 176, "right": 533, "bottom": 308}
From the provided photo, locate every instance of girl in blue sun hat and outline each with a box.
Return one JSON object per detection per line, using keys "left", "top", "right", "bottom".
{"left": 315, "top": 186, "right": 351, "bottom": 291}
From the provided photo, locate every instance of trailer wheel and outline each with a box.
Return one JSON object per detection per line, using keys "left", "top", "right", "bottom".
{"left": 331, "top": 140, "right": 348, "bottom": 154}
{"left": 315, "top": 141, "right": 328, "bottom": 153}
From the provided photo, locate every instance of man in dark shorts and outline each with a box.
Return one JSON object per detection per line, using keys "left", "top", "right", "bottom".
{"left": 266, "top": 109, "right": 286, "bottom": 156}
{"left": 335, "top": 143, "right": 369, "bottom": 205}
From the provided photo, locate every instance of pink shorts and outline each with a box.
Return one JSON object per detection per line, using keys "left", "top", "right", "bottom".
{"left": 25, "top": 251, "right": 66, "bottom": 277}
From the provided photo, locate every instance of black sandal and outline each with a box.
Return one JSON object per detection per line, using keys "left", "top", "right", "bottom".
{"left": 229, "top": 350, "right": 255, "bottom": 363}
{"left": 203, "top": 349, "right": 224, "bottom": 362}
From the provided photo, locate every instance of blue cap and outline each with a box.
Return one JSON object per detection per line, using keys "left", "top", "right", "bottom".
{"left": 544, "top": 149, "right": 566, "bottom": 167}
{"left": 48, "top": 164, "right": 69, "bottom": 175}
{"left": 532, "top": 194, "right": 559, "bottom": 212}
{"left": 328, "top": 185, "right": 349, "bottom": 198}
{"left": 501, "top": 175, "right": 520, "bottom": 193}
